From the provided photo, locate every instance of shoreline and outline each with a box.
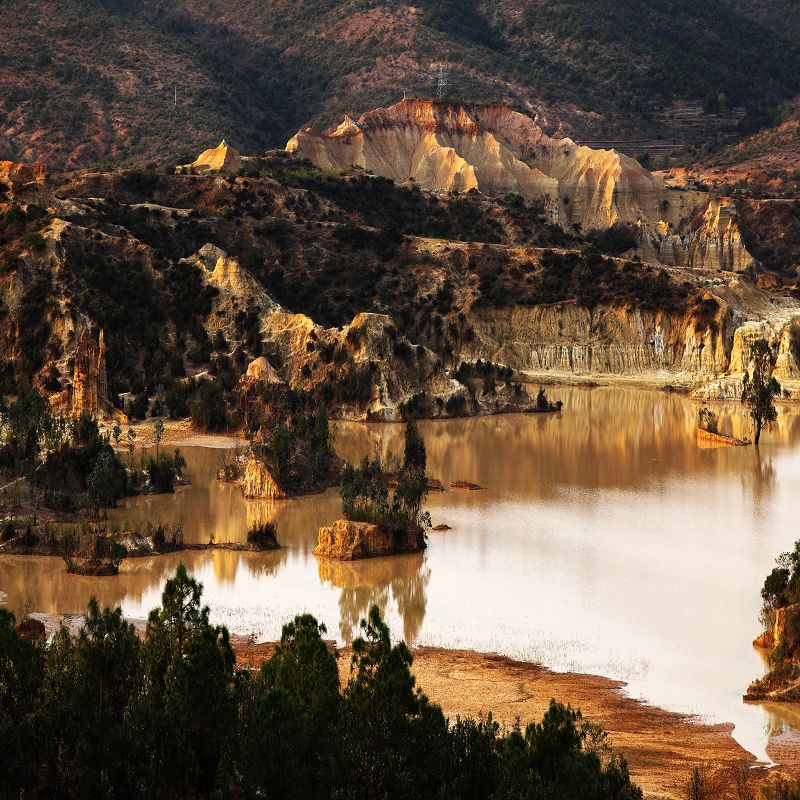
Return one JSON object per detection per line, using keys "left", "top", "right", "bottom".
{"left": 232, "top": 638, "right": 788, "bottom": 800}
{"left": 13, "top": 611, "right": 800, "bottom": 798}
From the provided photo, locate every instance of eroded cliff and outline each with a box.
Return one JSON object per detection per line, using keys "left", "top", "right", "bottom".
{"left": 287, "top": 100, "right": 756, "bottom": 274}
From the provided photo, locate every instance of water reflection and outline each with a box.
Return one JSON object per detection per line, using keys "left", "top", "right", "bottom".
{"left": 317, "top": 553, "right": 430, "bottom": 642}
{"left": 4, "top": 385, "right": 800, "bottom": 760}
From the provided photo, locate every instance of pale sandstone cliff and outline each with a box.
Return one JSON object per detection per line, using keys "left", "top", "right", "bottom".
{"left": 455, "top": 276, "right": 800, "bottom": 398}
{"left": 287, "top": 99, "right": 754, "bottom": 273}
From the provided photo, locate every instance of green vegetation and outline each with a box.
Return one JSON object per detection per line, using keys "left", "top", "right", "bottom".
{"left": 251, "top": 404, "right": 336, "bottom": 492}
{"left": 0, "top": 391, "right": 185, "bottom": 514}
{"left": 481, "top": 246, "right": 690, "bottom": 311}
{"left": 246, "top": 520, "right": 279, "bottom": 548}
{"left": 0, "top": 392, "right": 129, "bottom": 510}
{"left": 5, "top": 0, "right": 800, "bottom": 167}
{"left": 0, "top": 565, "right": 642, "bottom": 799}
{"left": 761, "top": 539, "right": 800, "bottom": 615}
{"left": 741, "top": 338, "right": 781, "bottom": 444}
{"left": 340, "top": 421, "right": 431, "bottom": 532}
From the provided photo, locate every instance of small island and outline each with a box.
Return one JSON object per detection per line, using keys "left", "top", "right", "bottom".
{"left": 217, "top": 358, "right": 341, "bottom": 499}
{"left": 314, "top": 421, "right": 430, "bottom": 560}
{"left": 746, "top": 539, "right": 800, "bottom": 701}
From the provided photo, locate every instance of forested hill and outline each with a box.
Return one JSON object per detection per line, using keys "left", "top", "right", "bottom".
{"left": 3, "top": 0, "right": 800, "bottom": 167}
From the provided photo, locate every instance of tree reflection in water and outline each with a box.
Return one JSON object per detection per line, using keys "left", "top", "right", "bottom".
{"left": 316, "top": 553, "right": 430, "bottom": 643}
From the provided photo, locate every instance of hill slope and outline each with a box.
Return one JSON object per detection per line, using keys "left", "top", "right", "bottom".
{"left": 2, "top": 0, "right": 800, "bottom": 167}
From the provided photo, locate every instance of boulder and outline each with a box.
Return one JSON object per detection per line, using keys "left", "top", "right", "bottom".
{"left": 313, "top": 519, "right": 426, "bottom": 560}
{"left": 180, "top": 140, "right": 242, "bottom": 175}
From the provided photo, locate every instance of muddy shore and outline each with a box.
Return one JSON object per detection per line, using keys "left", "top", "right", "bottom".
{"left": 232, "top": 639, "right": 796, "bottom": 800}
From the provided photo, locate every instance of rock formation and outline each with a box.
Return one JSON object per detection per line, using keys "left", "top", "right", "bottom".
{"left": 287, "top": 99, "right": 662, "bottom": 232}
{"left": 313, "top": 519, "right": 426, "bottom": 560}
{"left": 0, "top": 160, "right": 52, "bottom": 207}
{"left": 185, "top": 244, "right": 472, "bottom": 420}
{"left": 640, "top": 198, "right": 754, "bottom": 272}
{"left": 71, "top": 328, "right": 109, "bottom": 418}
{"left": 287, "top": 99, "right": 755, "bottom": 272}
{"left": 241, "top": 453, "right": 287, "bottom": 500}
{"left": 235, "top": 357, "right": 292, "bottom": 432}
{"left": 179, "top": 140, "right": 242, "bottom": 176}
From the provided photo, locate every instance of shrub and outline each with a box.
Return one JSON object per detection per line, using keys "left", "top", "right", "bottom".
{"left": 189, "top": 378, "right": 228, "bottom": 431}
{"left": 246, "top": 521, "right": 279, "bottom": 548}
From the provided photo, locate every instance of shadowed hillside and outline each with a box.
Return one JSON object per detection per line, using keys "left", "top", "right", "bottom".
{"left": 3, "top": 0, "right": 800, "bottom": 167}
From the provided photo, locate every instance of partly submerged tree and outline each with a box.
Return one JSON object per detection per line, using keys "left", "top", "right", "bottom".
{"left": 741, "top": 338, "right": 781, "bottom": 445}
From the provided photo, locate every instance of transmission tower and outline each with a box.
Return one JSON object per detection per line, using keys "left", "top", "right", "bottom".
{"left": 436, "top": 65, "right": 448, "bottom": 100}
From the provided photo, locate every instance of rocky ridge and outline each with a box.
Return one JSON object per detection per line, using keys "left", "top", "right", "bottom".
{"left": 287, "top": 99, "right": 756, "bottom": 274}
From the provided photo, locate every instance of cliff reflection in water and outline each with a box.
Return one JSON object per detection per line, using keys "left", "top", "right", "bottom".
{"left": 4, "top": 385, "right": 800, "bottom": 760}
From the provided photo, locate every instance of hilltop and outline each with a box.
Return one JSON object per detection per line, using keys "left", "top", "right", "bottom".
{"left": 3, "top": 0, "right": 800, "bottom": 167}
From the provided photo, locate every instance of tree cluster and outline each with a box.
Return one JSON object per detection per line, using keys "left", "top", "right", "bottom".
{"left": 340, "top": 421, "right": 431, "bottom": 531}
{"left": 0, "top": 565, "right": 642, "bottom": 800}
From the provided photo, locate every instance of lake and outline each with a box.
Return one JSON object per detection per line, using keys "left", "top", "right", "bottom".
{"left": 2, "top": 384, "right": 800, "bottom": 761}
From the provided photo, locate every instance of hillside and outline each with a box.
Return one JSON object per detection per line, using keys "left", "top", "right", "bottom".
{"left": 3, "top": 0, "right": 800, "bottom": 167}
{"left": 3, "top": 141, "right": 800, "bottom": 423}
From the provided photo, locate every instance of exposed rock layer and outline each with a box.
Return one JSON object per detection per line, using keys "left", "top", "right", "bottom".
{"left": 313, "top": 519, "right": 426, "bottom": 560}
{"left": 287, "top": 99, "right": 754, "bottom": 272}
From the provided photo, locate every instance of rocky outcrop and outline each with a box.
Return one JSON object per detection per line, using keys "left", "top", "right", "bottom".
{"left": 313, "top": 519, "right": 426, "bottom": 560}
{"left": 451, "top": 275, "right": 800, "bottom": 396}
{"left": 641, "top": 198, "right": 754, "bottom": 273}
{"left": 459, "top": 298, "right": 730, "bottom": 378}
{"left": 234, "top": 357, "right": 292, "bottom": 432}
{"left": 0, "top": 160, "right": 53, "bottom": 207}
{"left": 186, "top": 244, "right": 472, "bottom": 420}
{"left": 179, "top": 140, "right": 242, "bottom": 176}
{"left": 241, "top": 453, "right": 287, "bottom": 500}
{"left": 287, "top": 99, "right": 757, "bottom": 272}
{"left": 746, "top": 605, "right": 800, "bottom": 701}
{"left": 287, "top": 99, "right": 663, "bottom": 232}
{"left": 71, "top": 327, "right": 109, "bottom": 418}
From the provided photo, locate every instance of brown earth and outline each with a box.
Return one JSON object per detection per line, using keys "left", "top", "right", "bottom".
{"left": 231, "top": 638, "right": 792, "bottom": 800}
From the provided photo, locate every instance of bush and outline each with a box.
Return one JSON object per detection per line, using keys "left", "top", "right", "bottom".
{"left": 188, "top": 378, "right": 228, "bottom": 431}
{"left": 246, "top": 521, "right": 279, "bottom": 548}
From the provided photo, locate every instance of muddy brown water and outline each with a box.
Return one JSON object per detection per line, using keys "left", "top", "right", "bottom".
{"left": 3, "top": 384, "right": 800, "bottom": 761}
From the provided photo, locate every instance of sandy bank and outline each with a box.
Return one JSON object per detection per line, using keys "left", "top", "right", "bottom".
{"left": 104, "top": 418, "right": 247, "bottom": 449}
{"left": 232, "top": 639, "right": 791, "bottom": 800}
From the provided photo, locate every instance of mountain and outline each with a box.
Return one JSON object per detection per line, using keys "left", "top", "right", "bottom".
{"left": 3, "top": 0, "right": 800, "bottom": 167}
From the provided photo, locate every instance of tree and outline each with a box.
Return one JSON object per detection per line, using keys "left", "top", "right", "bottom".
{"left": 188, "top": 378, "right": 228, "bottom": 432}
{"left": 153, "top": 417, "right": 164, "bottom": 459}
{"left": 34, "top": 600, "right": 141, "bottom": 794}
{"left": 270, "top": 422, "right": 291, "bottom": 474}
{"left": 0, "top": 608, "right": 44, "bottom": 792}
{"left": 112, "top": 423, "right": 122, "bottom": 448}
{"left": 87, "top": 450, "right": 127, "bottom": 509}
{"left": 241, "top": 615, "right": 340, "bottom": 798}
{"left": 741, "top": 338, "right": 781, "bottom": 445}
{"left": 126, "top": 427, "right": 136, "bottom": 467}
{"left": 129, "top": 564, "right": 236, "bottom": 798}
